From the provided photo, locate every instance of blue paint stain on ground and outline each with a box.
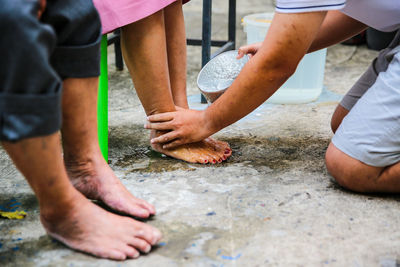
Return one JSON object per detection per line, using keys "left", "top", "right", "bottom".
{"left": 206, "top": 211, "right": 216, "bottom": 216}
{"left": 191, "top": 243, "right": 196, "bottom": 247}
{"left": 158, "top": 242, "right": 166, "bottom": 246}
{"left": 216, "top": 249, "right": 221, "bottom": 256}
{"left": 0, "top": 198, "right": 22, "bottom": 212}
{"left": 221, "top": 253, "right": 241, "bottom": 260}
{"left": 0, "top": 243, "right": 2, "bottom": 249}
{"left": 12, "top": 246, "right": 19, "bottom": 251}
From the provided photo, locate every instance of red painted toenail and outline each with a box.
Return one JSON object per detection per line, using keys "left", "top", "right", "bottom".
{"left": 218, "top": 159, "right": 222, "bottom": 163}
{"left": 204, "top": 160, "right": 208, "bottom": 163}
{"left": 213, "top": 160, "right": 216, "bottom": 163}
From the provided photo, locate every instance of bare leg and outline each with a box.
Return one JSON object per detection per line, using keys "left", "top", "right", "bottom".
{"left": 2, "top": 133, "right": 161, "bottom": 260}
{"left": 164, "top": 0, "right": 188, "bottom": 109}
{"left": 164, "top": 0, "right": 231, "bottom": 157}
{"left": 121, "top": 8, "right": 231, "bottom": 164}
{"left": 330, "top": 104, "right": 349, "bottom": 133}
{"left": 325, "top": 143, "right": 400, "bottom": 193}
{"left": 61, "top": 77, "right": 155, "bottom": 218}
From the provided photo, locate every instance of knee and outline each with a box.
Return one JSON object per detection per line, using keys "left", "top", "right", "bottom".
{"left": 325, "top": 143, "right": 379, "bottom": 193}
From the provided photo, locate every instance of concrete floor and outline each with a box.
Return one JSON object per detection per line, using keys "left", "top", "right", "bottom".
{"left": 2, "top": 1, "right": 400, "bottom": 266}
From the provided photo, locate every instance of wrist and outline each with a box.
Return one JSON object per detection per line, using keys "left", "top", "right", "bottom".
{"left": 202, "top": 109, "right": 219, "bottom": 136}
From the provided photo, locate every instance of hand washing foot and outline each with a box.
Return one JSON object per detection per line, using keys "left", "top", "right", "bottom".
{"left": 150, "top": 130, "right": 231, "bottom": 164}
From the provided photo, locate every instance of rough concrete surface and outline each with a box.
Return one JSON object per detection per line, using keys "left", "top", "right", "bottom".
{"left": 1, "top": 1, "right": 399, "bottom": 266}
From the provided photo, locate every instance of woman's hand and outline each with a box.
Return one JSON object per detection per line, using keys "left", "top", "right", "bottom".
{"left": 145, "top": 109, "right": 214, "bottom": 149}
{"left": 236, "top": 42, "right": 262, "bottom": 59}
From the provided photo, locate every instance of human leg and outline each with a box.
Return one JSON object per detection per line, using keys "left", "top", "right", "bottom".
{"left": 0, "top": 1, "right": 161, "bottom": 259}
{"left": 163, "top": 0, "right": 232, "bottom": 157}
{"left": 61, "top": 78, "right": 155, "bottom": 218}
{"left": 326, "top": 42, "right": 400, "bottom": 193}
{"left": 163, "top": 0, "right": 188, "bottom": 108}
{"left": 3, "top": 134, "right": 161, "bottom": 260}
{"left": 121, "top": 9, "right": 231, "bottom": 164}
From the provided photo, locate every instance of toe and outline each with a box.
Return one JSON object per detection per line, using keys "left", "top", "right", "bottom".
{"left": 107, "top": 249, "right": 127, "bottom": 261}
{"left": 138, "top": 200, "right": 156, "bottom": 215}
{"left": 132, "top": 222, "right": 162, "bottom": 245}
{"left": 129, "top": 238, "right": 152, "bottom": 253}
{"left": 123, "top": 246, "right": 140, "bottom": 259}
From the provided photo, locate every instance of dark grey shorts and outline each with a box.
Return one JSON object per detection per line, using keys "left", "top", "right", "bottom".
{"left": 0, "top": 0, "right": 101, "bottom": 141}
{"left": 332, "top": 30, "right": 400, "bottom": 167}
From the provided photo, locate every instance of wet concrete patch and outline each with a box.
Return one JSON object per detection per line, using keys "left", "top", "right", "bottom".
{"left": 111, "top": 134, "right": 330, "bottom": 174}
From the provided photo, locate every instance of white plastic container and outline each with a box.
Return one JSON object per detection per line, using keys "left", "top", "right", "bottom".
{"left": 242, "top": 13, "right": 327, "bottom": 104}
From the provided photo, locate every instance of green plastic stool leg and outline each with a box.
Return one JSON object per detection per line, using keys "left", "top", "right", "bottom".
{"left": 98, "top": 35, "right": 108, "bottom": 161}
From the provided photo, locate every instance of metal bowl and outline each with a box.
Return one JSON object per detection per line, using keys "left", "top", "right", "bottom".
{"left": 197, "top": 50, "right": 249, "bottom": 103}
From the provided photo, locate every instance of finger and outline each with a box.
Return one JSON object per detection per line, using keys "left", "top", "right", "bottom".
{"left": 150, "top": 131, "right": 180, "bottom": 145}
{"left": 162, "top": 139, "right": 185, "bottom": 150}
{"left": 147, "top": 112, "right": 175, "bottom": 122}
{"left": 144, "top": 122, "right": 174, "bottom": 131}
{"left": 236, "top": 50, "right": 244, "bottom": 59}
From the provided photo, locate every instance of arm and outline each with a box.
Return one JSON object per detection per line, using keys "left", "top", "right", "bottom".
{"left": 147, "top": 11, "right": 327, "bottom": 148}
{"left": 308, "top": 10, "right": 368, "bottom": 52}
{"left": 237, "top": 11, "right": 368, "bottom": 58}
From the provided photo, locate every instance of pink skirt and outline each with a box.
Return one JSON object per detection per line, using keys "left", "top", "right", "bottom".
{"left": 94, "top": 0, "right": 189, "bottom": 34}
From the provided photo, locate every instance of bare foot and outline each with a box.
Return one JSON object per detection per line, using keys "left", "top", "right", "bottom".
{"left": 41, "top": 192, "right": 162, "bottom": 260}
{"left": 65, "top": 154, "right": 155, "bottom": 218}
{"left": 150, "top": 130, "right": 232, "bottom": 164}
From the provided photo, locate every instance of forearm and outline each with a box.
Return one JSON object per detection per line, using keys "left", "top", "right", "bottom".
{"left": 205, "top": 55, "right": 293, "bottom": 133}
{"left": 308, "top": 10, "right": 367, "bottom": 52}
{"left": 205, "top": 12, "right": 326, "bottom": 133}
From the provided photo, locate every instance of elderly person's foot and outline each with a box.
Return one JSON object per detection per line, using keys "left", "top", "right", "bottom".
{"left": 65, "top": 152, "right": 155, "bottom": 218}
{"left": 150, "top": 130, "right": 232, "bottom": 164}
{"left": 41, "top": 191, "right": 162, "bottom": 260}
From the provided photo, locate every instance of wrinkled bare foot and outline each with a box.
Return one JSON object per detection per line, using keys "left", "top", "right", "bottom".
{"left": 150, "top": 130, "right": 232, "bottom": 164}
{"left": 64, "top": 153, "right": 155, "bottom": 218}
{"left": 41, "top": 192, "right": 162, "bottom": 260}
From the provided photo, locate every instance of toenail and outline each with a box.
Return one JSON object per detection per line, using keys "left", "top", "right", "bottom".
{"left": 144, "top": 245, "right": 151, "bottom": 253}
{"left": 133, "top": 251, "right": 140, "bottom": 258}
{"left": 213, "top": 159, "right": 216, "bottom": 163}
{"left": 223, "top": 156, "right": 226, "bottom": 160}
{"left": 218, "top": 159, "right": 222, "bottom": 163}
{"left": 204, "top": 160, "right": 208, "bottom": 164}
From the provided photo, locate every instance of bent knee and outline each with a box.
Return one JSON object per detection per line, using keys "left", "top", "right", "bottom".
{"left": 325, "top": 143, "right": 381, "bottom": 192}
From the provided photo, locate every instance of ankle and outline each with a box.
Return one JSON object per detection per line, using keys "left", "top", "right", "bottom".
{"left": 40, "top": 188, "right": 83, "bottom": 222}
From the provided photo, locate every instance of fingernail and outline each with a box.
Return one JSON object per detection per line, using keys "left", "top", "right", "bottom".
{"left": 150, "top": 139, "right": 155, "bottom": 144}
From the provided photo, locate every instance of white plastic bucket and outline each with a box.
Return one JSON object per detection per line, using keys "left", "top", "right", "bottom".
{"left": 242, "top": 13, "right": 327, "bottom": 104}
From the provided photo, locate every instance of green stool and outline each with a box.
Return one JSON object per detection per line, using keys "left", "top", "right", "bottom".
{"left": 98, "top": 35, "right": 108, "bottom": 161}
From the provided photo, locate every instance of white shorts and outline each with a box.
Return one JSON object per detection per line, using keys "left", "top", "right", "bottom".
{"left": 332, "top": 30, "right": 400, "bottom": 167}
